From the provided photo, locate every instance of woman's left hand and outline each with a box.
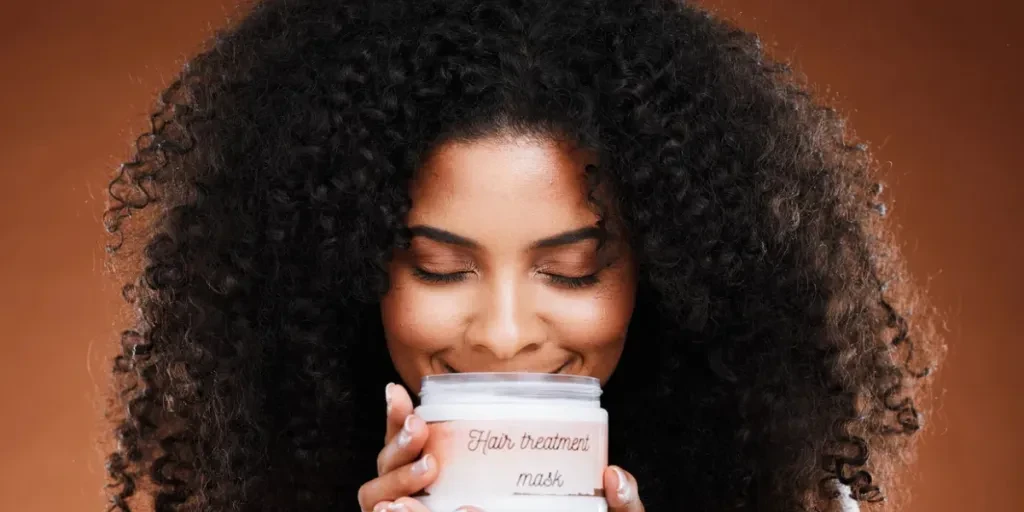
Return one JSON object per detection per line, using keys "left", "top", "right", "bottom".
{"left": 448, "top": 465, "right": 645, "bottom": 512}
{"left": 602, "top": 465, "right": 645, "bottom": 512}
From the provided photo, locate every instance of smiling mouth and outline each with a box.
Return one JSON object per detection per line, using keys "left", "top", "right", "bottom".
{"left": 442, "top": 358, "right": 574, "bottom": 375}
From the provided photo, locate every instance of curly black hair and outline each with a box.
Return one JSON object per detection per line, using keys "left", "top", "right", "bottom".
{"left": 102, "top": 0, "right": 942, "bottom": 510}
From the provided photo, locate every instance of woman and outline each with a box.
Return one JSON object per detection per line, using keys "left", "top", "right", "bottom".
{"left": 103, "top": 0, "right": 942, "bottom": 511}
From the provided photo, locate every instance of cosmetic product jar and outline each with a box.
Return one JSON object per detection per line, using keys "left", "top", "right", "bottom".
{"left": 414, "top": 373, "right": 608, "bottom": 512}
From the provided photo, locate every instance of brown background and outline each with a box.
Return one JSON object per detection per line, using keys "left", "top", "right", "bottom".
{"left": 1, "top": 0, "right": 1020, "bottom": 510}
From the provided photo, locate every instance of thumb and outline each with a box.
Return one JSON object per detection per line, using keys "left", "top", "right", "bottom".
{"left": 604, "top": 466, "right": 645, "bottom": 512}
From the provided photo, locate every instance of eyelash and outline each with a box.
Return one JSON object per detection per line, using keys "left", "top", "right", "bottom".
{"left": 411, "top": 268, "right": 601, "bottom": 289}
{"left": 546, "top": 273, "right": 600, "bottom": 289}
{"left": 411, "top": 267, "right": 468, "bottom": 284}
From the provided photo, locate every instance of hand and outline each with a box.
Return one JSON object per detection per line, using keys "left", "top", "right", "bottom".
{"left": 357, "top": 383, "right": 439, "bottom": 512}
{"left": 603, "top": 465, "right": 645, "bottom": 512}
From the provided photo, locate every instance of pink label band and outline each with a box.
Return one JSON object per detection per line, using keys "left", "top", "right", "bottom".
{"left": 420, "top": 419, "right": 608, "bottom": 498}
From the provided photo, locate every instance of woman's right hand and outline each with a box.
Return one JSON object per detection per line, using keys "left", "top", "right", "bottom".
{"left": 357, "top": 383, "right": 439, "bottom": 512}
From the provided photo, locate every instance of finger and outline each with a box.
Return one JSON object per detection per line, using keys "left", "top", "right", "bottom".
{"left": 358, "top": 453, "right": 438, "bottom": 510}
{"left": 604, "top": 466, "right": 644, "bottom": 512}
{"left": 385, "top": 383, "right": 415, "bottom": 444}
{"left": 452, "top": 507, "right": 487, "bottom": 512}
{"left": 377, "top": 413, "right": 428, "bottom": 475}
{"left": 371, "top": 497, "right": 434, "bottom": 512}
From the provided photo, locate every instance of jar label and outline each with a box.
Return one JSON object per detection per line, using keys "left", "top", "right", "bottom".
{"left": 420, "top": 419, "right": 607, "bottom": 498}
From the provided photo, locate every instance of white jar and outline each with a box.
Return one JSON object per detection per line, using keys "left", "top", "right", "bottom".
{"left": 414, "top": 373, "right": 609, "bottom": 512}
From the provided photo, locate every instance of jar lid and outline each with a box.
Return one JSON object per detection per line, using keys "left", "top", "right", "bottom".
{"left": 419, "top": 372, "right": 602, "bottom": 404}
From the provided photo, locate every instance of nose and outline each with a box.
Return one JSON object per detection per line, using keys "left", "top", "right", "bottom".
{"left": 464, "top": 275, "right": 546, "bottom": 360}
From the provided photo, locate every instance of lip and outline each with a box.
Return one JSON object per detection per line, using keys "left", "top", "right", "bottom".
{"left": 442, "top": 357, "right": 575, "bottom": 375}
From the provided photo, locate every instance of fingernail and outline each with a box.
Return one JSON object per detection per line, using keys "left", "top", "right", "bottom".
{"left": 387, "top": 502, "right": 406, "bottom": 511}
{"left": 372, "top": 502, "right": 391, "bottom": 512}
{"left": 411, "top": 454, "right": 433, "bottom": 475}
{"left": 396, "top": 428, "right": 412, "bottom": 448}
{"left": 396, "top": 415, "right": 417, "bottom": 448}
{"left": 385, "top": 383, "right": 394, "bottom": 415}
{"left": 612, "top": 466, "right": 632, "bottom": 503}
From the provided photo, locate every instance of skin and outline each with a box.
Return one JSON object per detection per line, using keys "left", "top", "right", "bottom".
{"left": 361, "top": 135, "right": 645, "bottom": 512}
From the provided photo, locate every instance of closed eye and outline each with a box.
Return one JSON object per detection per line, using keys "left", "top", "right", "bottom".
{"left": 544, "top": 273, "right": 600, "bottom": 289}
{"left": 411, "top": 267, "right": 469, "bottom": 284}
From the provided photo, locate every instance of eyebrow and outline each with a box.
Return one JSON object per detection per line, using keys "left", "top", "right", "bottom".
{"left": 407, "top": 225, "right": 605, "bottom": 250}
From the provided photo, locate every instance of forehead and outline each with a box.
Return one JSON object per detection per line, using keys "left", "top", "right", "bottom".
{"left": 408, "top": 136, "right": 599, "bottom": 230}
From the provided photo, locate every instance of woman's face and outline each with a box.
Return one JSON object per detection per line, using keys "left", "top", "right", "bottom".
{"left": 380, "top": 134, "right": 637, "bottom": 393}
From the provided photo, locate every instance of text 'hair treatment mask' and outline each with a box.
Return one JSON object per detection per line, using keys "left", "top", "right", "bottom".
{"left": 414, "top": 373, "right": 609, "bottom": 512}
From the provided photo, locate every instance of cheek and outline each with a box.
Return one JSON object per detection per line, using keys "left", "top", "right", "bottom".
{"left": 541, "top": 279, "right": 636, "bottom": 353}
{"left": 380, "top": 275, "right": 468, "bottom": 353}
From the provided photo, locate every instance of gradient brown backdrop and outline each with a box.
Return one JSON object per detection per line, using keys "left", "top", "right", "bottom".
{"left": 1, "top": 0, "right": 1020, "bottom": 510}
